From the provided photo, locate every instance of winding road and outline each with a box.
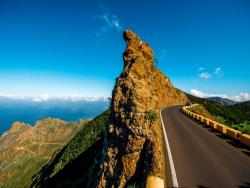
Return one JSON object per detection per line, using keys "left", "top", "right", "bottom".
{"left": 161, "top": 105, "right": 250, "bottom": 188}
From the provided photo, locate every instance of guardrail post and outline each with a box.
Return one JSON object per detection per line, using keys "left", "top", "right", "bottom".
{"left": 146, "top": 176, "right": 164, "bottom": 188}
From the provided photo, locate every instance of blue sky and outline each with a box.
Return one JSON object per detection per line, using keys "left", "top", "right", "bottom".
{"left": 0, "top": 0, "right": 249, "bottom": 101}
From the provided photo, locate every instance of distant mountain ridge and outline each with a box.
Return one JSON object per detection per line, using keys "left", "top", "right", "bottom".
{"left": 186, "top": 93, "right": 240, "bottom": 106}
{"left": 0, "top": 97, "right": 108, "bottom": 134}
{"left": 0, "top": 117, "right": 86, "bottom": 188}
{"left": 206, "top": 97, "right": 237, "bottom": 106}
{"left": 186, "top": 93, "right": 250, "bottom": 134}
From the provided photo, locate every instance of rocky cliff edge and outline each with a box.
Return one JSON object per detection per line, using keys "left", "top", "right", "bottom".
{"left": 96, "top": 29, "right": 188, "bottom": 187}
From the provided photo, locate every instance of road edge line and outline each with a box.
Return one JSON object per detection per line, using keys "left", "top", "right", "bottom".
{"left": 160, "top": 109, "right": 179, "bottom": 188}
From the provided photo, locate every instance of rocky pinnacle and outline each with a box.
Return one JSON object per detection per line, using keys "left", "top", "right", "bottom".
{"left": 96, "top": 29, "right": 188, "bottom": 187}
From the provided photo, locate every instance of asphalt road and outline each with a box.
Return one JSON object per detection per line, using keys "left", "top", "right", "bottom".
{"left": 161, "top": 105, "right": 250, "bottom": 188}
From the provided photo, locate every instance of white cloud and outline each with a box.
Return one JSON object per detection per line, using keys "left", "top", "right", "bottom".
{"left": 98, "top": 14, "right": 121, "bottom": 31}
{"left": 197, "top": 67, "right": 223, "bottom": 79}
{"left": 231, "top": 93, "right": 250, "bottom": 102}
{"left": 190, "top": 89, "right": 250, "bottom": 102}
{"left": 0, "top": 93, "right": 16, "bottom": 100}
{"left": 0, "top": 93, "right": 108, "bottom": 102}
{"left": 159, "top": 49, "right": 168, "bottom": 59}
{"left": 199, "top": 72, "right": 212, "bottom": 79}
{"left": 110, "top": 15, "right": 121, "bottom": 31}
{"left": 190, "top": 89, "right": 227, "bottom": 98}
{"left": 198, "top": 67, "right": 204, "bottom": 71}
{"left": 94, "top": 3, "right": 122, "bottom": 37}
{"left": 214, "top": 67, "right": 223, "bottom": 77}
{"left": 214, "top": 67, "right": 221, "bottom": 75}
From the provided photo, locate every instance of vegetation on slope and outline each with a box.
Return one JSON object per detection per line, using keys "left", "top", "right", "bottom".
{"left": 187, "top": 94, "right": 250, "bottom": 134}
{"left": 188, "top": 105, "right": 215, "bottom": 120}
{"left": 31, "top": 110, "right": 110, "bottom": 188}
{"left": 203, "top": 102, "right": 250, "bottom": 134}
{"left": 0, "top": 119, "right": 85, "bottom": 188}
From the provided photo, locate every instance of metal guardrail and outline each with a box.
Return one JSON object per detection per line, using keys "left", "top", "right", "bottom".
{"left": 183, "top": 105, "right": 250, "bottom": 147}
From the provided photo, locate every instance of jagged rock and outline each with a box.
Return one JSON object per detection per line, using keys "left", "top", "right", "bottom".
{"left": 96, "top": 29, "right": 188, "bottom": 187}
{"left": 10, "top": 121, "right": 31, "bottom": 132}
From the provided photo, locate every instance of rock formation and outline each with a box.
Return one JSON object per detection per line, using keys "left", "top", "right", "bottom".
{"left": 96, "top": 29, "right": 188, "bottom": 187}
{"left": 10, "top": 121, "right": 30, "bottom": 132}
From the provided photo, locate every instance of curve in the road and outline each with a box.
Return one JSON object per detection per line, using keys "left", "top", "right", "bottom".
{"left": 161, "top": 105, "right": 250, "bottom": 188}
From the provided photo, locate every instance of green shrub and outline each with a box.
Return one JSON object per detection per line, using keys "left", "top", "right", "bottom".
{"left": 127, "top": 184, "right": 137, "bottom": 188}
{"left": 153, "top": 58, "right": 158, "bottom": 66}
{"left": 232, "top": 121, "right": 250, "bottom": 134}
{"left": 145, "top": 111, "right": 158, "bottom": 122}
{"left": 215, "top": 116, "right": 226, "bottom": 124}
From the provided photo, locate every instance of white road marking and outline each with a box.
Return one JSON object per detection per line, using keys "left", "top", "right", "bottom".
{"left": 160, "top": 109, "right": 179, "bottom": 188}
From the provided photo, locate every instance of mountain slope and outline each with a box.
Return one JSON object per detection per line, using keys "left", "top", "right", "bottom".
{"left": 0, "top": 118, "right": 86, "bottom": 188}
{"left": 186, "top": 94, "right": 250, "bottom": 134}
{"left": 31, "top": 110, "right": 111, "bottom": 188}
{"left": 188, "top": 104, "right": 215, "bottom": 120}
{"left": 207, "top": 97, "right": 237, "bottom": 106}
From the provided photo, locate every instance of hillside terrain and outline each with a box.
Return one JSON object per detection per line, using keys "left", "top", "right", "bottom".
{"left": 207, "top": 97, "right": 237, "bottom": 106}
{"left": 203, "top": 101, "right": 250, "bottom": 134}
{"left": 30, "top": 29, "right": 188, "bottom": 188}
{"left": 0, "top": 97, "right": 108, "bottom": 134}
{"left": 31, "top": 110, "right": 110, "bottom": 187}
{"left": 187, "top": 94, "right": 250, "bottom": 134}
{"left": 187, "top": 104, "right": 215, "bottom": 120}
{"left": 0, "top": 118, "right": 86, "bottom": 188}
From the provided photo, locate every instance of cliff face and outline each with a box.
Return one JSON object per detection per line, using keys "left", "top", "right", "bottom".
{"left": 97, "top": 30, "right": 188, "bottom": 187}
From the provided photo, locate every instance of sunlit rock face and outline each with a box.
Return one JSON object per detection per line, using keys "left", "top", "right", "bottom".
{"left": 96, "top": 29, "right": 188, "bottom": 187}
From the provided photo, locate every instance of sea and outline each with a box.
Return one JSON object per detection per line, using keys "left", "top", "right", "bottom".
{"left": 0, "top": 98, "right": 109, "bottom": 135}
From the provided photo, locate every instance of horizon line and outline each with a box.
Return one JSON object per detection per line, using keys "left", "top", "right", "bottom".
{"left": 0, "top": 94, "right": 109, "bottom": 102}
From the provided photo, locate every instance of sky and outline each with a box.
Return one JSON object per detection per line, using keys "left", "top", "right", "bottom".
{"left": 0, "top": 0, "right": 250, "bottom": 101}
